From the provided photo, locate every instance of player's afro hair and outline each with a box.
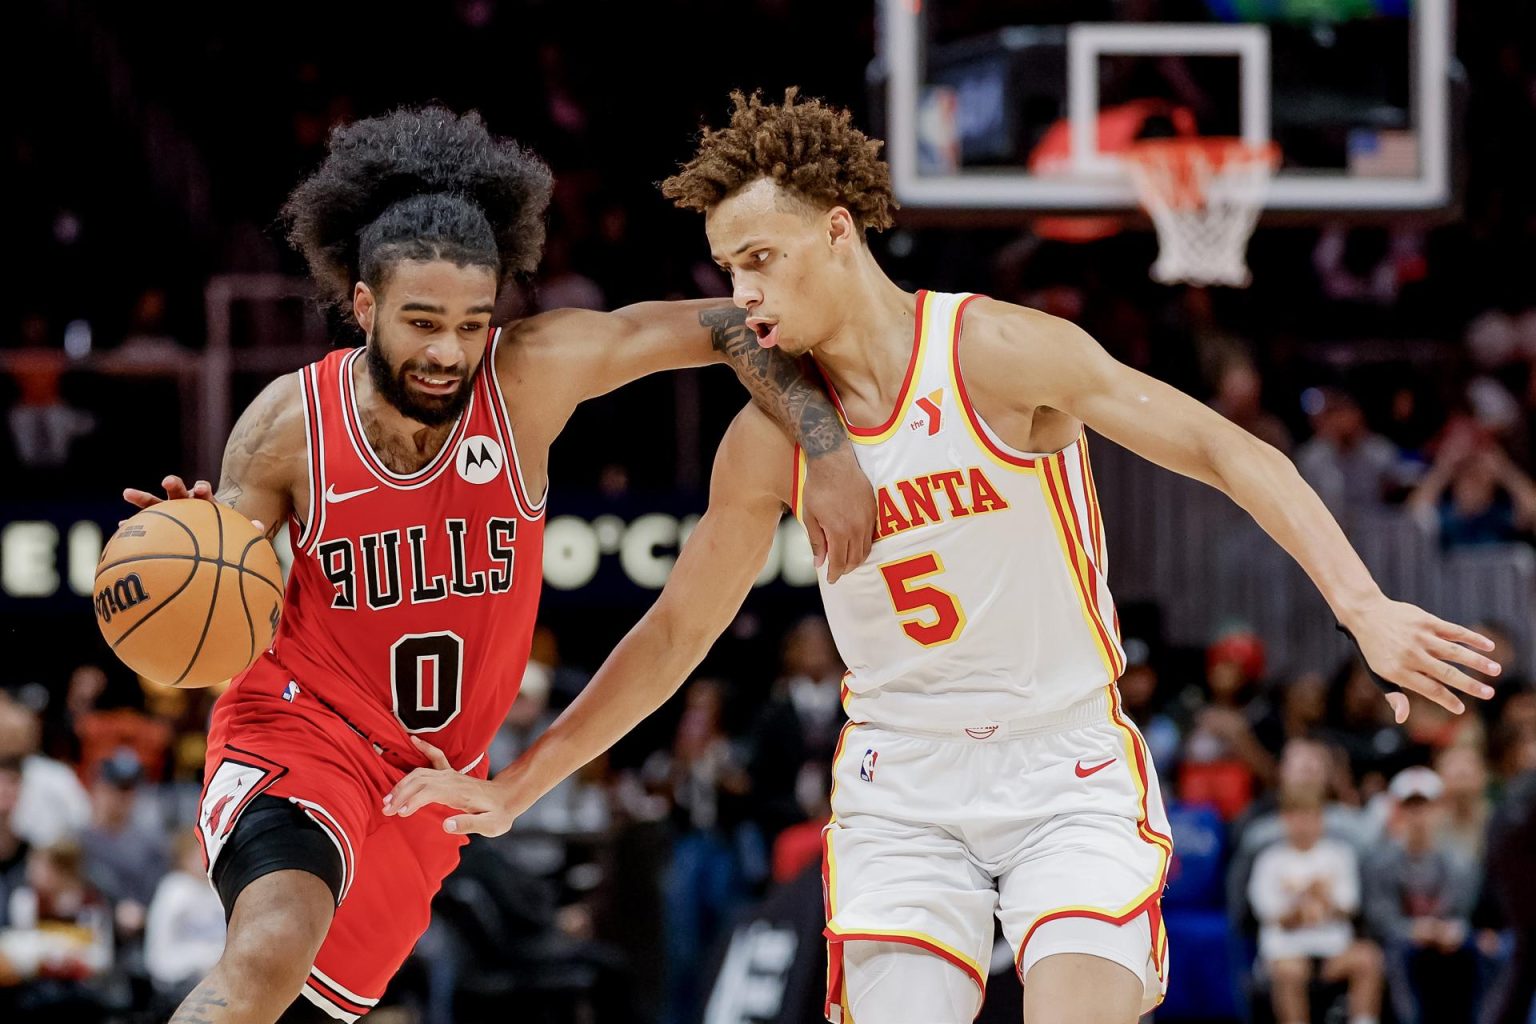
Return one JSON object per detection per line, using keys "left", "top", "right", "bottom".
{"left": 662, "top": 88, "right": 896, "bottom": 233}
{"left": 282, "top": 106, "right": 553, "bottom": 311}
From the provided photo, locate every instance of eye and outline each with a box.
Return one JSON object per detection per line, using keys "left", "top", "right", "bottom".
{"left": 411, "top": 319, "right": 434, "bottom": 330}
{"left": 752, "top": 251, "right": 771, "bottom": 264}
{"left": 460, "top": 322, "right": 485, "bottom": 333}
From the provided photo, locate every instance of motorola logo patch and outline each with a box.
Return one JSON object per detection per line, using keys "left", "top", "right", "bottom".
{"left": 456, "top": 434, "right": 503, "bottom": 485}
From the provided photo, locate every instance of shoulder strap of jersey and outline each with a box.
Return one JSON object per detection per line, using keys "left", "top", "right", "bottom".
{"left": 293, "top": 349, "right": 356, "bottom": 554}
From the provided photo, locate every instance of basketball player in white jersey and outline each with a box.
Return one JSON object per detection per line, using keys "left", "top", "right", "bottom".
{"left": 386, "top": 91, "right": 1501, "bottom": 1024}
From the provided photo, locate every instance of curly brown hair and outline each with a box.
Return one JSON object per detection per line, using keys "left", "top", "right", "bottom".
{"left": 662, "top": 88, "right": 896, "bottom": 233}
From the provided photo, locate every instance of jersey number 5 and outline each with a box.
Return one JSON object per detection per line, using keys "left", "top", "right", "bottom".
{"left": 391, "top": 631, "right": 463, "bottom": 732}
{"left": 879, "top": 553, "right": 966, "bottom": 647}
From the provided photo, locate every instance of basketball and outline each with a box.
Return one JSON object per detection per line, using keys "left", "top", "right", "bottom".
{"left": 93, "top": 499, "right": 284, "bottom": 688}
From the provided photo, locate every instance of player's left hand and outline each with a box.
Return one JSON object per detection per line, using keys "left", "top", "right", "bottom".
{"left": 1342, "top": 598, "right": 1499, "bottom": 723}
{"left": 382, "top": 737, "right": 515, "bottom": 836}
{"left": 801, "top": 446, "right": 876, "bottom": 583}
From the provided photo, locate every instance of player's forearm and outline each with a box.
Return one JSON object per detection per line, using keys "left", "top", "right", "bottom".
{"left": 490, "top": 609, "right": 715, "bottom": 811}
{"left": 1209, "top": 435, "right": 1385, "bottom": 627}
{"left": 699, "top": 306, "right": 849, "bottom": 460}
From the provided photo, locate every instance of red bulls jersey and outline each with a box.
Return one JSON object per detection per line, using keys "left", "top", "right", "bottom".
{"left": 249, "top": 327, "right": 544, "bottom": 773}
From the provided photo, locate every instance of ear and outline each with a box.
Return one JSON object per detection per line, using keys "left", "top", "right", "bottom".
{"left": 826, "top": 206, "right": 858, "bottom": 251}
{"left": 353, "top": 281, "right": 376, "bottom": 335}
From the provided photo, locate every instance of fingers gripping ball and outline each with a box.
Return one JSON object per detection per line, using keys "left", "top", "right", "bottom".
{"left": 93, "top": 499, "right": 284, "bottom": 688}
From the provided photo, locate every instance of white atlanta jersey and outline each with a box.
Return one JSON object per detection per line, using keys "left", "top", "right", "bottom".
{"left": 792, "top": 290, "right": 1126, "bottom": 731}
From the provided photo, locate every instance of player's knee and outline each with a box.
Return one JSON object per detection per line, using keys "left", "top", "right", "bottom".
{"left": 843, "top": 941, "right": 982, "bottom": 1024}
{"left": 1267, "top": 956, "right": 1311, "bottom": 987}
{"left": 1352, "top": 940, "right": 1384, "bottom": 979}
{"left": 219, "top": 875, "right": 335, "bottom": 1002}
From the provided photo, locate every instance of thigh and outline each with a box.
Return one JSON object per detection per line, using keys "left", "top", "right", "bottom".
{"left": 303, "top": 808, "right": 468, "bottom": 1021}
{"left": 824, "top": 728, "right": 997, "bottom": 1021}
{"left": 996, "top": 811, "right": 1170, "bottom": 1016}
{"left": 840, "top": 940, "right": 984, "bottom": 1024}
{"left": 199, "top": 666, "right": 389, "bottom": 906}
{"left": 1022, "top": 952, "right": 1145, "bottom": 1024}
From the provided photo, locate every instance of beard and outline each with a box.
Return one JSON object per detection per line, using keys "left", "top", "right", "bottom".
{"left": 365, "top": 330, "right": 478, "bottom": 427}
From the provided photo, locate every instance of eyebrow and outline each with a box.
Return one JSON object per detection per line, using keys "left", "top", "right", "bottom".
{"left": 399, "top": 302, "right": 496, "bottom": 315}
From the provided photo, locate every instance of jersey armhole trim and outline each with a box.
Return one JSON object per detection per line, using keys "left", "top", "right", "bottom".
{"left": 485, "top": 326, "right": 548, "bottom": 519}
{"left": 296, "top": 363, "right": 327, "bottom": 555}
{"left": 949, "top": 297, "right": 1083, "bottom": 470}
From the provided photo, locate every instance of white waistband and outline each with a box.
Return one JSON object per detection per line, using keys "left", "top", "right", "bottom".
{"left": 857, "top": 688, "right": 1114, "bottom": 741}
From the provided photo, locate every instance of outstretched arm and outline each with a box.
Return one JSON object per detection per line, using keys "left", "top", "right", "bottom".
{"left": 383, "top": 404, "right": 795, "bottom": 834}
{"left": 963, "top": 300, "right": 1500, "bottom": 722}
{"left": 511, "top": 301, "right": 872, "bottom": 579}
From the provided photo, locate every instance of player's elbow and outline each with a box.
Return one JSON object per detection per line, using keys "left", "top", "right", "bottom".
{"left": 1208, "top": 425, "right": 1291, "bottom": 496}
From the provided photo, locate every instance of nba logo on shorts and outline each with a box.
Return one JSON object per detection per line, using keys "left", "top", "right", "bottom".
{"left": 860, "top": 748, "right": 878, "bottom": 782}
{"left": 282, "top": 681, "right": 300, "bottom": 703}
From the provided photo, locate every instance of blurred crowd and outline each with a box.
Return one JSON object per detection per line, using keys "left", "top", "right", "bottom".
{"left": 4, "top": 611, "right": 1536, "bottom": 1022}
{"left": 4, "top": 0, "right": 1536, "bottom": 1022}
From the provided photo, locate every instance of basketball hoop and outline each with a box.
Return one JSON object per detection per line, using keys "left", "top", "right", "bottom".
{"left": 1124, "top": 138, "right": 1279, "bottom": 288}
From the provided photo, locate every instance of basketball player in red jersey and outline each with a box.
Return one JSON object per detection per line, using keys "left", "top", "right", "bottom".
{"left": 388, "top": 92, "right": 1502, "bottom": 1024}
{"left": 120, "top": 107, "right": 874, "bottom": 1024}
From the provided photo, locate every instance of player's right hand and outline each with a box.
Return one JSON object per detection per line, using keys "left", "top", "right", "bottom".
{"left": 123, "top": 474, "right": 211, "bottom": 511}
{"left": 122, "top": 476, "right": 264, "bottom": 534}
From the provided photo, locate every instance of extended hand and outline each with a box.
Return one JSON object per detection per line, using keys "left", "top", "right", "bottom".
{"left": 122, "top": 475, "right": 264, "bottom": 534}
{"left": 382, "top": 737, "right": 515, "bottom": 836}
{"left": 801, "top": 448, "right": 876, "bottom": 583}
{"left": 1342, "top": 599, "right": 1499, "bottom": 723}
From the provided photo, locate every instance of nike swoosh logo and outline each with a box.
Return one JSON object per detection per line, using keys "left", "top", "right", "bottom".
{"left": 1075, "top": 758, "right": 1116, "bottom": 778}
{"left": 325, "top": 484, "right": 378, "bottom": 504}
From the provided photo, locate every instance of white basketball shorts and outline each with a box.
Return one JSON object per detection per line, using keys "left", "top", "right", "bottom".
{"left": 821, "top": 686, "right": 1172, "bottom": 1021}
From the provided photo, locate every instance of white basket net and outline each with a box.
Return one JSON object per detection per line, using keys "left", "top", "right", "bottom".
{"left": 1125, "top": 139, "right": 1279, "bottom": 288}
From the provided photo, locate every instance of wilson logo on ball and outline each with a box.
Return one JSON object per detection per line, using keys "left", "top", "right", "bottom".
{"left": 95, "top": 573, "right": 150, "bottom": 623}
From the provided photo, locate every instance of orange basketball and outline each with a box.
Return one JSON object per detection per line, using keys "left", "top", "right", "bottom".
{"left": 93, "top": 499, "right": 284, "bottom": 688}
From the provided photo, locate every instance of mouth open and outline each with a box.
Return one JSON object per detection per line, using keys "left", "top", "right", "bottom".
{"left": 407, "top": 372, "right": 463, "bottom": 396}
{"left": 748, "top": 321, "right": 780, "bottom": 349}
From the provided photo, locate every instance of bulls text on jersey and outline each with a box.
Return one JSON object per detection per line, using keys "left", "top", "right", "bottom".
{"left": 316, "top": 517, "right": 518, "bottom": 611}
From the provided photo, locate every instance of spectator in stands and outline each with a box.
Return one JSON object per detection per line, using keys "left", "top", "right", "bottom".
{"left": 1407, "top": 431, "right": 1536, "bottom": 549}
{"left": 1256, "top": 670, "right": 1330, "bottom": 760}
{"left": 144, "top": 831, "right": 225, "bottom": 1006}
{"left": 1365, "top": 767, "right": 1479, "bottom": 1024}
{"left": 1296, "top": 387, "right": 1404, "bottom": 531}
{"left": 747, "top": 616, "right": 845, "bottom": 846}
{"left": 1323, "top": 657, "right": 1416, "bottom": 793}
{"left": 0, "top": 841, "right": 112, "bottom": 1021}
{"left": 1248, "top": 785, "right": 1384, "bottom": 1024}
{"left": 1480, "top": 755, "right": 1536, "bottom": 1024}
{"left": 770, "top": 761, "right": 832, "bottom": 885}
{"left": 1211, "top": 357, "right": 1293, "bottom": 454}
{"left": 4, "top": 313, "right": 95, "bottom": 472}
{"left": 79, "top": 748, "right": 168, "bottom": 948}
{"left": 1181, "top": 629, "right": 1275, "bottom": 817}
{"left": 0, "top": 694, "right": 89, "bottom": 848}
{"left": 1117, "top": 637, "right": 1182, "bottom": 786}
{"left": 0, "top": 757, "right": 27, "bottom": 929}
{"left": 645, "top": 678, "right": 751, "bottom": 1024}
{"left": 1435, "top": 745, "right": 1494, "bottom": 863}
{"left": 1229, "top": 738, "right": 1368, "bottom": 920}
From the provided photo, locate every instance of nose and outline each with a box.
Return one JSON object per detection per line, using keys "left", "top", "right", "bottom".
{"left": 422, "top": 335, "right": 467, "bottom": 372}
{"left": 732, "top": 279, "right": 761, "bottom": 312}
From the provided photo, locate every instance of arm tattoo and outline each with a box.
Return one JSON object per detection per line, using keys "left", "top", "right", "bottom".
{"left": 170, "top": 979, "right": 231, "bottom": 1023}
{"left": 699, "top": 307, "right": 848, "bottom": 459}
{"left": 214, "top": 384, "right": 292, "bottom": 541}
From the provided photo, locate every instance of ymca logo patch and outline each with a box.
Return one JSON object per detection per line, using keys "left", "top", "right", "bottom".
{"left": 860, "top": 748, "right": 878, "bottom": 782}
{"left": 456, "top": 434, "right": 503, "bottom": 485}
